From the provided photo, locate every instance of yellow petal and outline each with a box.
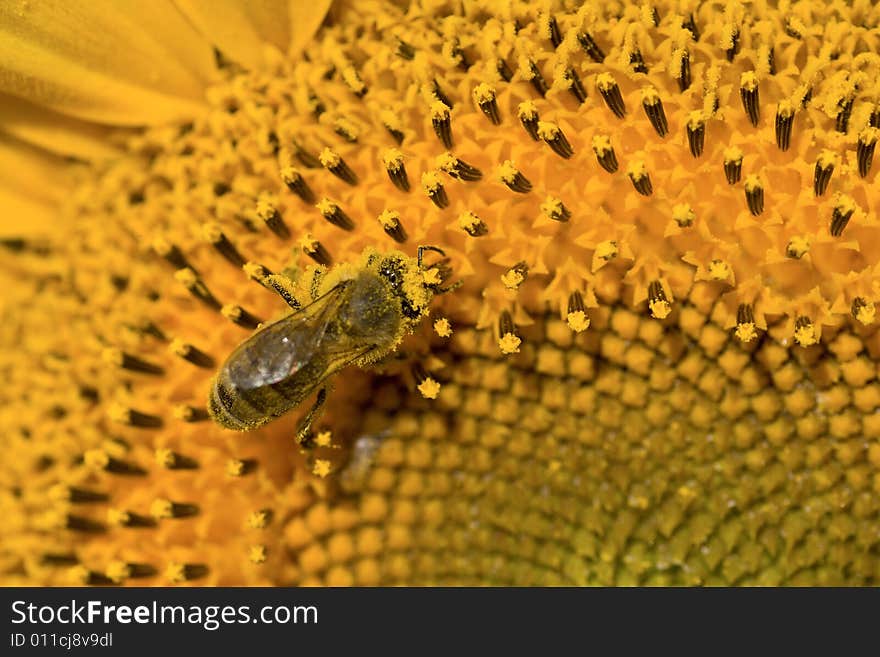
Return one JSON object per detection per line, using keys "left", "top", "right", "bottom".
{"left": 0, "top": 92, "right": 126, "bottom": 161}
{"left": 174, "top": 0, "right": 331, "bottom": 69}
{"left": 0, "top": 0, "right": 217, "bottom": 126}
{"left": 0, "top": 133, "right": 69, "bottom": 236}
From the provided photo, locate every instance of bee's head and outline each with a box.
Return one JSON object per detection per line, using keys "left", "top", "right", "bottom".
{"left": 376, "top": 254, "right": 426, "bottom": 321}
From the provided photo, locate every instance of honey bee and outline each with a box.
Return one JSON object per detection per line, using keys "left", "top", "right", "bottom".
{"left": 208, "top": 246, "right": 456, "bottom": 437}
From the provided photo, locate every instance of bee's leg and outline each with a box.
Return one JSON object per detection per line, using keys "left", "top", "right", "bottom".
{"left": 266, "top": 274, "right": 302, "bottom": 310}
{"left": 295, "top": 388, "right": 328, "bottom": 448}
{"left": 417, "top": 245, "right": 446, "bottom": 269}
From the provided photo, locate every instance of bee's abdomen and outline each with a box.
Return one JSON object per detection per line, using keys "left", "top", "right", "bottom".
{"left": 208, "top": 374, "right": 270, "bottom": 431}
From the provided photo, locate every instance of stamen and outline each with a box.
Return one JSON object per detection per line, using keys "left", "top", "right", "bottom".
{"left": 871, "top": 105, "right": 880, "bottom": 128}
{"left": 155, "top": 449, "right": 197, "bottom": 470}
{"left": 851, "top": 297, "right": 875, "bottom": 325}
{"left": 380, "top": 108, "right": 405, "bottom": 144}
{"left": 395, "top": 37, "right": 415, "bottom": 60}
{"left": 735, "top": 304, "right": 757, "bottom": 342}
{"left": 723, "top": 147, "right": 743, "bottom": 184}
{"left": 498, "top": 310, "right": 521, "bottom": 354}
{"left": 830, "top": 195, "right": 855, "bottom": 237}
{"left": 316, "top": 198, "right": 355, "bottom": 230}
{"left": 740, "top": 72, "right": 760, "bottom": 127}
{"left": 174, "top": 268, "right": 221, "bottom": 310}
{"left": 170, "top": 338, "right": 215, "bottom": 368}
{"left": 243, "top": 262, "right": 274, "bottom": 288}
{"left": 673, "top": 203, "right": 695, "bottom": 227}
{"left": 107, "top": 509, "right": 156, "bottom": 528}
{"left": 676, "top": 50, "right": 691, "bottom": 91}
{"left": 152, "top": 237, "right": 188, "bottom": 269}
{"left": 378, "top": 210, "right": 407, "bottom": 243}
{"left": 725, "top": 29, "right": 740, "bottom": 61}
{"left": 744, "top": 175, "right": 764, "bottom": 215}
{"left": 226, "top": 458, "right": 257, "bottom": 477}
{"left": 300, "top": 235, "right": 332, "bottom": 266}
{"left": 165, "top": 564, "right": 209, "bottom": 583}
{"left": 150, "top": 499, "right": 199, "bottom": 519}
{"left": 473, "top": 83, "right": 501, "bottom": 125}
{"left": 292, "top": 140, "right": 321, "bottom": 168}
{"left": 683, "top": 14, "right": 700, "bottom": 41}
{"left": 436, "top": 152, "right": 482, "bottom": 181}
{"left": 501, "top": 262, "right": 529, "bottom": 290}
{"left": 412, "top": 363, "right": 441, "bottom": 399}
{"left": 592, "top": 135, "right": 618, "bottom": 173}
{"left": 793, "top": 317, "right": 817, "bottom": 346}
{"left": 835, "top": 98, "right": 853, "bottom": 133}
{"left": 577, "top": 32, "right": 605, "bottom": 62}
{"left": 857, "top": 128, "right": 877, "bottom": 178}
{"left": 84, "top": 450, "right": 145, "bottom": 476}
{"left": 50, "top": 485, "right": 108, "bottom": 503}
{"left": 775, "top": 101, "right": 794, "bottom": 151}
{"left": 647, "top": 280, "right": 671, "bottom": 319}
{"left": 544, "top": 14, "right": 563, "bottom": 48}
{"left": 319, "top": 148, "right": 358, "bottom": 185}
{"left": 498, "top": 160, "right": 532, "bottom": 193}
{"left": 566, "top": 291, "right": 590, "bottom": 332}
{"left": 280, "top": 167, "right": 315, "bottom": 203}
{"left": 541, "top": 197, "right": 570, "bottom": 222}
{"left": 786, "top": 236, "right": 810, "bottom": 259}
{"left": 255, "top": 199, "right": 289, "bottom": 238}
{"left": 521, "top": 58, "right": 549, "bottom": 97}
{"left": 686, "top": 112, "right": 705, "bottom": 157}
{"left": 458, "top": 211, "right": 488, "bottom": 237}
{"left": 341, "top": 65, "right": 367, "bottom": 97}
{"left": 538, "top": 121, "right": 573, "bottom": 159}
{"left": 518, "top": 101, "right": 540, "bottom": 141}
{"left": 108, "top": 403, "right": 163, "bottom": 429}
{"left": 627, "top": 160, "right": 653, "bottom": 196}
{"left": 431, "top": 78, "right": 453, "bottom": 109}
{"left": 101, "top": 348, "right": 163, "bottom": 375}
{"left": 630, "top": 49, "right": 648, "bottom": 74}
{"left": 597, "top": 73, "right": 626, "bottom": 118}
{"left": 221, "top": 304, "right": 262, "bottom": 329}
{"left": 814, "top": 150, "right": 836, "bottom": 196}
{"left": 422, "top": 171, "right": 449, "bottom": 209}
{"left": 444, "top": 37, "right": 470, "bottom": 71}
{"left": 431, "top": 100, "right": 453, "bottom": 149}
{"left": 641, "top": 87, "right": 668, "bottom": 137}
{"left": 382, "top": 149, "right": 410, "bottom": 192}
{"left": 172, "top": 405, "right": 210, "bottom": 423}
{"left": 201, "top": 222, "right": 245, "bottom": 267}
{"left": 333, "top": 116, "right": 359, "bottom": 143}
{"left": 65, "top": 515, "right": 106, "bottom": 533}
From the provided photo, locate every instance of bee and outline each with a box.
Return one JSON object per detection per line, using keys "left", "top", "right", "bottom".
{"left": 208, "top": 246, "right": 456, "bottom": 437}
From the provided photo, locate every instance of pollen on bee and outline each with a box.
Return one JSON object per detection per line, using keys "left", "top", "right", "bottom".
{"left": 473, "top": 83, "right": 501, "bottom": 125}
{"left": 458, "top": 211, "right": 488, "bottom": 237}
{"left": 541, "top": 196, "right": 570, "bottom": 222}
{"left": 378, "top": 209, "right": 407, "bottom": 243}
{"left": 744, "top": 175, "right": 764, "bottom": 216}
{"left": 641, "top": 87, "right": 668, "bottom": 137}
{"left": 497, "top": 310, "right": 521, "bottom": 354}
{"left": 280, "top": 167, "right": 315, "bottom": 204}
{"left": 597, "top": 73, "right": 626, "bottom": 118}
{"left": 537, "top": 121, "right": 573, "bottom": 159}
{"left": 316, "top": 198, "right": 355, "bottom": 230}
{"left": 501, "top": 262, "right": 529, "bottom": 290}
{"left": 686, "top": 112, "right": 705, "bottom": 158}
{"left": 319, "top": 147, "right": 358, "bottom": 186}
{"left": 814, "top": 150, "right": 836, "bottom": 196}
{"left": 255, "top": 198, "right": 289, "bottom": 238}
{"left": 735, "top": 303, "right": 758, "bottom": 342}
{"left": 436, "top": 152, "right": 482, "bottom": 181}
{"left": 433, "top": 317, "right": 453, "bottom": 337}
{"left": 299, "top": 234, "right": 332, "bottom": 266}
{"left": 430, "top": 100, "right": 453, "bottom": 149}
{"left": 382, "top": 148, "right": 410, "bottom": 192}
{"left": 169, "top": 338, "right": 215, "bottom": 368}
{"left": 497, "top": 160, "right": 532, "bottom": 193}
{"left": 201, "top": 222, "right": 246, "bottom": 266}
{"left": 723, "top": 147, "right": 743, "bottom": 184}
{"left": 592, "top": 135, "right": 618, "bottom": 173}
{"left": 567, "top": 291, "right": 590, "bottom": 332}
{"left": 627, "top": 160, "right": 652, "bottom": 196}
{"left": 517, "top": 101, "right": 540, "bottom": 141}
{"left": 422, "top": 267, "right": 443, "bottom": 286}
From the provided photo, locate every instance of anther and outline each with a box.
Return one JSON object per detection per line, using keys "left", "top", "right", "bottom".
{"left": 412, "top": 363, "right": 441, "bottom": 399}
{"left": 501, "top": 262, "right": 529, "bottom": 290}
{"left": 725, "top": 30, "right": 740, "bottom": 61}
{"left": 851, "top": 297, "right": 875, "bottom": 325}
{"left": 380, "top": 109, "right": 405, "bottom": 145}
{"left": 221, "top": 304, "right": 261, "bottom": 329}
{"left": 686, "top": 112, "right": 705, "bottom": 157}
{"left": 871, "top": 106, "right": 880, "bottom": 128}
{"left": 538, "top": 121, "right": 573, "bottom": 159}
{"left": 243, "top": 261, "right": 274, "bottom": 288}
{"left": 155, "top": 448, "right": 198, "bottom": 470}
{"left": 723, "top": 147, "right": 743, "bottom": 184}
{"left": 256, "top": 199, "right": 289, "bottom": 238}
{"left": 170, "top": 338, "right": 215, "bottom": 368}
{"left": 458, "top": 211, "right": 488, "bottom": 237}
{"left": 630, "top": 49, "right": 648, "bottom": 74}
{"left": 673, "top": 203, "right": 695, "bottom": 227}
{"left": 292, "top": 140, "right": 321, "bottom": 168}
{"left": 333, "top": 116, "right": 359, "bottom": 143}
{"left": 676, "top": 50, "right": 691, "bottom": 91}
{"left": 316, "top": 198, "right": 355, "bottom": 230}
{"left": 280, "top": 167, "right": 315, "bottom": 204}
{"left": 395, "top": 37, "right": 415, "bottom": 60}
{"left": 835, "top": 98, "right": 853, "bottom": 133}
{"left": 498, "top": 310, "right": 521, "bottom": 354}
{"left": 543, "top": 14, "right": 563, "bottom": 48}
{"left": 560, "top": 67, "right": 588, "bottom": 104}
{"left": 740, "top": 72, "right": 760, "bottom": 127}
{"left": 431, "top": 78, "right": 453, "bottom": 109}
{"left": 627, "top": 161, "right": 653, "bottom": 196}
{"left": 775, "top": 101, "right": 794, "bottom": 151}
{"left": 107, "top": 509, "right": 156, "bottom": 528}
{"left": 497, "top": 58, "right": 513, "bottom": 82}
{"left": 201, "top": 222, "right": 246, "bottom": 267}
{"left": 566, "top": 291, "right": 590, "bottom": 332}
{"left": 597, "top": 73, "right": 626, "bottom": 118}
{"left": 65, "top": 515, "right": 106, "bottom": 533}
{"left": 473, "top": 83, "right": 501, "bottom": 125}
{"left": 744, "top": 175, "right": 764, "bottom": 215}
{"left": 786, "top": 236, "right": 810, "bottom": 259}
{"left": 793, "top": 316, "right": 817, "bottom": 347}
{"left": 172, "top": 405, "right": 210, "bottom": 423}
{"left": 50, "top": 485, "right": 108, "bottom": 504}
{"left": 174, "top": 268, "right": 221, "bottom": 310}
{"left": 422, "top": 171, "right": 449, "bottom": 209}
{"left": 106, "top": 562, "right": 157, "bottom": 583}
{"left": 307, "top": 91, "right": 326, "bottom": 118}
{"left": 341, "top": 65, "right": 367, "bottom": 97}
{"left": 431, "top": 100, "right": 453, "bottom": 149}
{"left": 592, "top": 135, "right": 618, "bottom": 173}
{"left": 498, "top": 160, "right": 532, "bottom": 193}
{"left": 857, "top": 128, "right": 877, "bottom": 178}
{"left": 378, "top": 210, "right": 408, "bottom": 243}
{"left": 108, "top": 404, "right": 163, "bottom": 429}
{"left": 444, "top": 37, "right": 470, "bottom": 71}
{"left": 436, "top": 153, "right": 483, "bottom": 181}
{"left": 641, "top": 87, "right": 668, "bottom": 137}
{"left": 226, "top": 458, "right": 257, "bottom": 477}
{"left": 647, "top": 280, "right": 671, "bottom": 319}
{"left": 320, "top": 148, "right": 358, "bottom": 185}
{"left": 151, "top": 499, "right": 199, "bottom": 520}
{"left": 735, "top": 304, "right": 757, "bottom": 342}
{"left": 152, "top": 237, "right": 189, "bottom": 269}
{"left": 541, "top": 197, "right": 570, "bottom": 222}
{"left": 165, "top": 564, "right": 209, "bottom": 583}
{"left": 522, "top": 59, "right": 549, "bottom": 97}
{"left": 382, "top": 149, "right": 410, "bottom": 192}
{"left": 830, "top": 195, "right": 856, "bottom": 237}
{"left": 101, "top": 348, "right": 163, "bottom": 375}
{"left": 814, "top": 151, "right": 836, "bottom": 196}
{"left": 518, "top": 101, "right": 540, "bottom": 141}
{"left": 577, "top": 32, "right": 605, "bottom": 62}
{"left": 84, "top": 449, "right": 146, "bottom": 476}
{"left": 683, "top": 14, "right": 700, "bottom": 41}
{"left": 300, "top": 235, "right": 332, "bottom": 266}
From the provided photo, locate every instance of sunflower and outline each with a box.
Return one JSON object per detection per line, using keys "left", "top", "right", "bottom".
{"left": 2, "top": 0, "right": 879, "bottom": 586}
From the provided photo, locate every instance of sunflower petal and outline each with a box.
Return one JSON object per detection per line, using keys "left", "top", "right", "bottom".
{"left": 0, "top": 0, "right": 217, "bottom": 126}
{"left": 174, "top": 0, "right": 331, "bottom": 69}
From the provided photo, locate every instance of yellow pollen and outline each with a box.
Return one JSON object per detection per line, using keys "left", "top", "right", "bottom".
{"left": 566, "top": 311, "right": 590, "bottom": 333}
{"left": 417, "top": 378, "right": 441, "bottom": 399}
{"left": 433, "top": 318, "right": 453, "bottom": 337}
{"left": 498, "top": 333, "right": 522, "bottom": 355}
{"left": 313, "top": 460, "right": 333, "bottom": 478}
